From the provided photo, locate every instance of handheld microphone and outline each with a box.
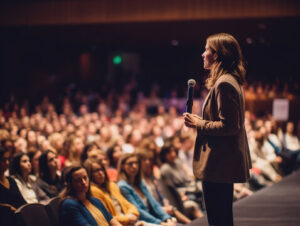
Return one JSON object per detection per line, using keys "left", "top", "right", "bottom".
{"left": 186, "top": 79, "right": 196, "bottom": 113}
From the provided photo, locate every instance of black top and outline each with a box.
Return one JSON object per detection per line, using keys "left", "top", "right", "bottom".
{"left": 0, "top": 176, "right": 26, "bottom": 209}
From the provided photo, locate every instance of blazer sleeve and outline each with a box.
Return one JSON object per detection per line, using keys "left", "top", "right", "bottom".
{"left": 118, "top": 183, "right": 162, "bottom": 224}
{"left": 197, "top": 82, "right": 241, "bottom": 136}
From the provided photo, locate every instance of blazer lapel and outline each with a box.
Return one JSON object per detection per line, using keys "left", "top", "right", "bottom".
{"left": 201, "top": 89, "right": 212, "bottom": 118}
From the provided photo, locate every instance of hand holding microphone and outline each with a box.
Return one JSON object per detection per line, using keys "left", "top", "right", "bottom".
{"left": 183, "top": 79, "right": 202, "bottom": 128}
{"left": 186, "top": 79, "right": 196, "bottom": 113}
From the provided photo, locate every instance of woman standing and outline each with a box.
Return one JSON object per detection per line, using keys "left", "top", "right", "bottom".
{"left": 183, "top": 33, "right": 251, "bottom": 226}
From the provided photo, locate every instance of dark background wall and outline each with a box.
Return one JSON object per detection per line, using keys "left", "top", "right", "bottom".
{"left": 0, "top": 0, "right": 300, "bottom": 103}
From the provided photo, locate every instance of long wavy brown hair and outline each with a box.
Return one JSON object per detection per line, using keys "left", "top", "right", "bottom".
{"left": 205, "top": 33, "right": 246, "bottom": 89}
{"left": 59, "top": 165, "right": 91, "bottom": 201}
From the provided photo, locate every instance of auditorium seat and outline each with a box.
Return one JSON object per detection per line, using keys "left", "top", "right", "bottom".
{"left": 15, "top": 203, "right": 52, "bottom": 226}
{"left": 45, "top": 197, "right": 60, "bottom": 226}
{"left": 0, "top": 204, "right": 16, "bottom": 226}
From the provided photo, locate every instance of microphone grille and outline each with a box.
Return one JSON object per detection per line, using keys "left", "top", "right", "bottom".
{"left": 187, "top": 79, "right": 196, "bottom": 87}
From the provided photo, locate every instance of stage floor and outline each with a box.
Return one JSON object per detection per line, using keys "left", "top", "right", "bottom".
{"left": 187, "top": 170, "right": 300, "bottom": 226}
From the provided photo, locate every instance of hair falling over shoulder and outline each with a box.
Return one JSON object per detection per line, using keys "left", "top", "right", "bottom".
{"left": 205, "top": 33, "right": 246, "bottom": 89}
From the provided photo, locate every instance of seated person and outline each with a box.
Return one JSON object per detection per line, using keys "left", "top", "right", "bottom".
{"left": 118, "top": 153, "right": 176, "bottom": 225}
{"left": 0, "top": 147, "right": 26, "bottom": 209}
{"left": 282, "top": 122, "right": 300, "bottom": 164}
{"left": 137, "top": 149, "right": 191, "bottom": 224}
{"left": 159, "top": 144, "right": 204, "bottom": 219}
{"left": 59, "top": 165, "right": 121, "bottom": 226}
{"left": 37, "top": 150, "right": 63, "bottom": 198}
{"left": 106, "top": 144, "right": 123, "bottom": 182}
{"left": 10, "top": 153, "right": 49, "bottom": 204}
{"left": 84, "top": 159, "right": 140, "bottom": 226}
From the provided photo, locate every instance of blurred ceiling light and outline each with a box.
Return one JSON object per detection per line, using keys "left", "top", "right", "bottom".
{"left": 171, "top": 40, "right": 179, "bottom": 46}
{"left": 246, "top": 37, "right": 253, "bottom": 44}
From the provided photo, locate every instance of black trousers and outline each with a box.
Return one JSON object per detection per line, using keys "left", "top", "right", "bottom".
{"left": 202, "top": 181, "right": 234, "bottom": 226}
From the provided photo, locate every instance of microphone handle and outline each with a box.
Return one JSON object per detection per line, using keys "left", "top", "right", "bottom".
{"left": 186, "top": 86, "right": 194, "bottom": 113}
{"left": 186, "top": 99, "right": 193, "bottom": 113}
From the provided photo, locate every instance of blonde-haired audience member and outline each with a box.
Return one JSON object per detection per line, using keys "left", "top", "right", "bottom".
{"left": 65, "top": 136, "right": 84, "bottom": 167}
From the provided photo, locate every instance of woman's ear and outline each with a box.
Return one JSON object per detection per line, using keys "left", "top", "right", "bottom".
{"left": 213, "top": 53, "right": 218, "bottom": 61}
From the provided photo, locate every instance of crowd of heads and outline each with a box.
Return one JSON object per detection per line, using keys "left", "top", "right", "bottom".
{"left": 0, "top": 80, "right": 299, "bottom": 215}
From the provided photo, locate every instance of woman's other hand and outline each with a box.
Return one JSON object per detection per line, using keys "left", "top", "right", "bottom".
{"left": 183, "top": 113, "right": 202, "bottom": 128}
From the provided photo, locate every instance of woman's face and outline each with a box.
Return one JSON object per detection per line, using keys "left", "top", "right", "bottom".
{"left": 166, "top": 149, "right": 177, "bottom": 163}
{"left": 202, "top": 43, "right": 217, "bottom": 70}
{"left": 54, "top": 136, "right": 64, "bottom": 150}
{"left": 47, "top": 151, "right": 59, "bottom": 172}
{"left": 141, "top": 156, "right": 152, "bottom": 176}
{"left": 123, "top": 156, "right": 139, "bottom": 178}
{"left": 4, "top": 140, "right": 13, "bottom": 152}
{"left": 72, "top": 138, "right": 84, "bottom": 155}
{"left": 98, "top": 153, "right": 109, "bottom": 168}
{"left": 87, "top": 149, "right": 100, "bottom": 162}
{"left": 91, "top": 163, "right": 106, "bottom": 186}
{"left": 20, "top": 155, "right": 32, "bottom": 177}
{"left": 19, "top": 129, "right": 27, "bottom": 139}
{"left": 27, "top": 131, "right": 36, "bottom": 144}
{"left": 72, "top": 168, "right": 89, "bottom": 194}
{"left": 112, "top": 146, "right": 122, "bottom": 163}
{"left": 287, "top": 122, "right": 294, "bottom": 134}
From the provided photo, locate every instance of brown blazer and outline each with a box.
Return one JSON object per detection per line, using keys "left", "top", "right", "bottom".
{"left": 193, "top": 74, "right": 251, "bottom": 183}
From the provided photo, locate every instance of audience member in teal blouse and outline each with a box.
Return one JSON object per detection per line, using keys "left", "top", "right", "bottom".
{"left": 118, "top": 153, "right": 175, "bottom": 225}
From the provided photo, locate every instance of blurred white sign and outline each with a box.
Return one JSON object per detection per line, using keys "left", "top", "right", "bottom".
{"left": 272, "top": 99, "right": 289, "bottom": 121}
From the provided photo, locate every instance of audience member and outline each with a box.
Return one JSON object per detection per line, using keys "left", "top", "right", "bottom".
{"left": 0, "top": 78, "right": 299, "bottom": 225}
{"left": 37, "top": 150, "right": 63, "bottom": 198}
{"left": 59, "top": 165, "right": 121, "bottom": 226}
{"left": 159, "top": 144, "right": 204, "bottom": 219}
{"left": 84, "top": 159, "right": 140, "bottom": 226}
{"left": 0, "top": 147, "right": 26, "bottom": 209}
{"left": 9, "top": 153, "right": 49, "bottom": 204}
{"left": 137, "top": 149, "right": 192, "bottom": 224}
{"left": 118, "top": 153, "right": 175, "bottom": 225}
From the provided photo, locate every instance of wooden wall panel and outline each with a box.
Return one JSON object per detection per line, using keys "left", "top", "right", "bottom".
{"left": 0, "top": 0, "right": 299, "bottom": 26}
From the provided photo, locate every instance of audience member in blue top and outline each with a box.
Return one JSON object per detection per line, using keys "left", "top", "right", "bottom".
{"left": 118, "top": 153, "right": 176, "bottom": 225}
{"left": 59, "top": 165, "right": 121, "bottom": 226}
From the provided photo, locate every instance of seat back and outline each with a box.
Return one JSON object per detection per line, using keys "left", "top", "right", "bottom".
{"left": 45, "top": 197, "right": 60, "bottom": 226}
{"left": 0, "top": 204, "right": 16, "bottom": 226}
{"left": 15, "top": 203, "right": 52, "bottom": 226}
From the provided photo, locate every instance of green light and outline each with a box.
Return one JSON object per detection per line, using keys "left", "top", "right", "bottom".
{"left": 113, "top": 55, "right": 122, "bottom": 65}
